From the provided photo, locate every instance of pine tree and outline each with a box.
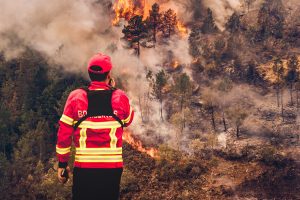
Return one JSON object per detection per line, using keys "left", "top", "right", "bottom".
{"left": 152, "top": 70, "right": 168, "bottom": 121}
{"left": 226, "top": 12, "right": 241, "bottom": 33}
{"left": 201, "top": 8, "right": 219, "bottom": 34}
{"left": 257, "top": 0, "right": 284, "bottom": 40}
{"left": 286, "top": 55, "right": 299, "bottom": 106}
{"left": 188, "top": 25, "right": 202, "bottom": 58}
{"left": 160, "top": 9, "right": 177, "bottom": 38}
{"left": 147, "top": 3, "right": 162, "bottom": 43}
{"left": 122, "top": 15, "right": 148, "bottom": 56}
{"left": 273, "top": 58, "right": 284, "bottom": 108}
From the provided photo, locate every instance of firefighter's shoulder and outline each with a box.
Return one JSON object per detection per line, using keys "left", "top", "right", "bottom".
{"left": 67, "top": 88, "right": 87, "bottom": 101}
{"left": 112, "top": 88, "right": 129, "bottom": 100}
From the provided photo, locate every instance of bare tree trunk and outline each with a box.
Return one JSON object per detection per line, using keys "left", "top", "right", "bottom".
{"left": 276, "top": 84, "right": 280, "bottom": 107}
{"left": 137, "top": 41, "right": 140, "bottom": 57}
{"left": 290, "top": 83, "right": 293, "bottom": 106}
{"left": 281, "top": 88, "right": 284, "bottom": 122}
{"left": 297, "top": 89, "right": 299, "bottom": 110}
{"left": 211, "top": 106, "right": 216, "bottom": 131}
{"left": 222, "top": 111, "right": 227, "bottom": 131}
{"left": 138, "top": 95, "right": 144, "bottom": 122}
{"left": 160, "top": 99, "right": 164, "bottom": 121}
{"left": 236, "top": 125, "right": 240, "bottom": 138}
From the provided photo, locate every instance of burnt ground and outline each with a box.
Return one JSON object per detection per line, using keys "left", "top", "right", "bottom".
{"left": 121, "top": 142, "right": 300, "bottom": 200}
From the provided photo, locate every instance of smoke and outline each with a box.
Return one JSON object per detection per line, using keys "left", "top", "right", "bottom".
{"left": 0, "top": 0, "right": 118, "bottom": 72}
{"left": 202, "top": 0, "right": 242, "bottom": 30}
{"left": 0, "top": 0, "right": 193, "bottom": 148}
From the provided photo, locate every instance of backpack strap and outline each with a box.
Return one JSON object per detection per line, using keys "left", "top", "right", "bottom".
{"left": 73, "top": 86, "right": 124, "bottom": 131}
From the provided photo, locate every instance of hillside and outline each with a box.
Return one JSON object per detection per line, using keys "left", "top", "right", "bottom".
{"left": 0, "top": 0, "right": 299, "bottom": 199}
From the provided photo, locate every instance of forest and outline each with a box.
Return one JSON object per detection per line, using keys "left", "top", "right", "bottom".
{"left": 0, "top": 0, "right": 299, "bottom": 199}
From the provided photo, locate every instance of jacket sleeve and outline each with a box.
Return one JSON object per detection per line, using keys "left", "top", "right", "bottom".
{"left": 56, "top": 92, "right": 76, "bottom": 168}
{"left": 114, "top": 91, "right": 134, "bottom": 127}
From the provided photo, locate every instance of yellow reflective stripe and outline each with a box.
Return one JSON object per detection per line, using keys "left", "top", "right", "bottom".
{"left": 60, "top": 114, "right": 74, "bottom": 125}
{"left": 56, "top": 146, "right": 71, "bottom": 154}
{"left": 109, "top": 128, "right": 117, "bottom": 148}
{"left": 75, "top": 155, "right": 123, "bottom": 162}
{"left": 76, "top": 147, "right": 122, "bottom": 155}
{"left": 123, "top": 107, "right": 133, "bottom": 123}
{"left": 75, "top": 120, "right": 122, "bottom": 129}
{"left": 79, "top": 128, "right": 87, "bottom": 148}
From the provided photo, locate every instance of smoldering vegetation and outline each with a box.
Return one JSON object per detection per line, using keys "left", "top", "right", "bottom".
{"left": 0, "top": 0, "right": 299, "bottom": 199}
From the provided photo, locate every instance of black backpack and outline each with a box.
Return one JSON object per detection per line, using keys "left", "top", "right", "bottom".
{"left": 73, "top": 87, "right": 124, "bottom": 130}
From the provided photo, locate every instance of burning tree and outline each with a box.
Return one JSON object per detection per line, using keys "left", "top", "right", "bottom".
{"left": 122, "top": 15, "right": 148, "bottom": 56}
{"left": 160, "top": 9, "right": 177, "bottom": 38}
{"left": 147, "top": 3, "right": 162, "bottom": 44}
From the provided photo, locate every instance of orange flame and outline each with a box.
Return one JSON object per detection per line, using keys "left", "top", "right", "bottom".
{"left": 176, "top": 21, "right": 188, "bottom": 36}
{"left": 172, "top": 60, "right": 180, "bottom": 69}
{"left": 113, "top": 0, "right": 150, "bottom": 25}
{"left": 112, "top": 0, "right": 188, "bottom": 36}
{"left": 123, "top": 131, "right": 158, "bottom": 158}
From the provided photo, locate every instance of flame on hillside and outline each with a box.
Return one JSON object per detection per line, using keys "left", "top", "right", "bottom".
{"left": 112, "top": 0, "right": 188, "bottom": 36}
{"left": 257, "top": 56, "right": 300, "bottom": 84}
{"left": 123, "top": 130, "right": 158, "bottom": 158}
{"left": 112, "top": 0, "right": 149, "bottom": 25}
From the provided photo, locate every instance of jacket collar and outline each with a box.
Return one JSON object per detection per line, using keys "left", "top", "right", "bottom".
{"left": 89, "top": 81, "right": 110, "bottom": 90}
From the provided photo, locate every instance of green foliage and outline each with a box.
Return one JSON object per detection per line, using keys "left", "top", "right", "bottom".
{"left": 122, "top": 15, "right": 148, "bottom": 56}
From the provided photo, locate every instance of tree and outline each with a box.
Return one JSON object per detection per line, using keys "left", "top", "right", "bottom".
{"left": 273, "top": 57, "right": 286, "bottom": 121}
{"left": 273, "top": 58, "right": 284, "bottom": 108}
{"left": 122, "top": 15, "right": 148, "bottom": 56}
{"left": 152, "top": 70, "right": 168, "bottom": 121}
{"left": 201, "top": 8, "right": 219, "bottom": 34}
{"left": 246, "top": 60, "right": 260, "bottom": 84}
{"left": 147, "top": 3, "right": 162, "bottom": 44}
{"left": 286, "top": 55, "right": 299, "bottom": 106}
{"left": 226, "top": 105, "right": 248, "bottom": 138}
{"left": 257, "top": 0, "right": 285, "bottom": 40}
{"left": 188, "top": 25, "right": 202, "bottom": 58}
{"left": 217, "top": 78, "right": 233, "bottom": 132}
{"left": 225, "top": 12, "right": 241, "bottom": 33}
{"left": 161, "top": 9, "right": 177, "bottom": 38}
{"left": 173, "top": 73, "right": 193, "bottom": 111}
{"left": 202, "top": 88, "right": 219, "bottom": 131}
{"left": 243, "top": 0, "right": 256, "bottom": 12}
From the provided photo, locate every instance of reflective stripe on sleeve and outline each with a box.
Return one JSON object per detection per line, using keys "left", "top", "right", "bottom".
{"left": 75, "top": 155, "right": 123, "bottom": 163}
{"left": 123, "top": 107, "right": 133, "bottom": 123}
{"left": 60, "top": 114, "right": 74, "bottom": 126}
{"left": 76, "top": 147, "right": 122, "bottom": 155}
{"left": 56, "top": 146, "right": 71, "bottom": 154}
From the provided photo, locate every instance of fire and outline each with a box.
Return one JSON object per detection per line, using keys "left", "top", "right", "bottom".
{"left": 112, "top": 0, "right": 188, "bottom": 36}
{"left": 112, "top": 0, "right": 150, "bottom": 25}
{"left": 123, "top": 130, "right": 158, "bottom": 158}
{"left": 172, "top": 60, "right": 180, "bottom": 69}
{"left": 176, "top": 21, "right": 188, "bottom": 36}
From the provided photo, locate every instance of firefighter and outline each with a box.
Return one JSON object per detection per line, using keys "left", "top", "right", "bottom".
{"left": 56, "top": 53, "right": 134, "bottom": 200}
